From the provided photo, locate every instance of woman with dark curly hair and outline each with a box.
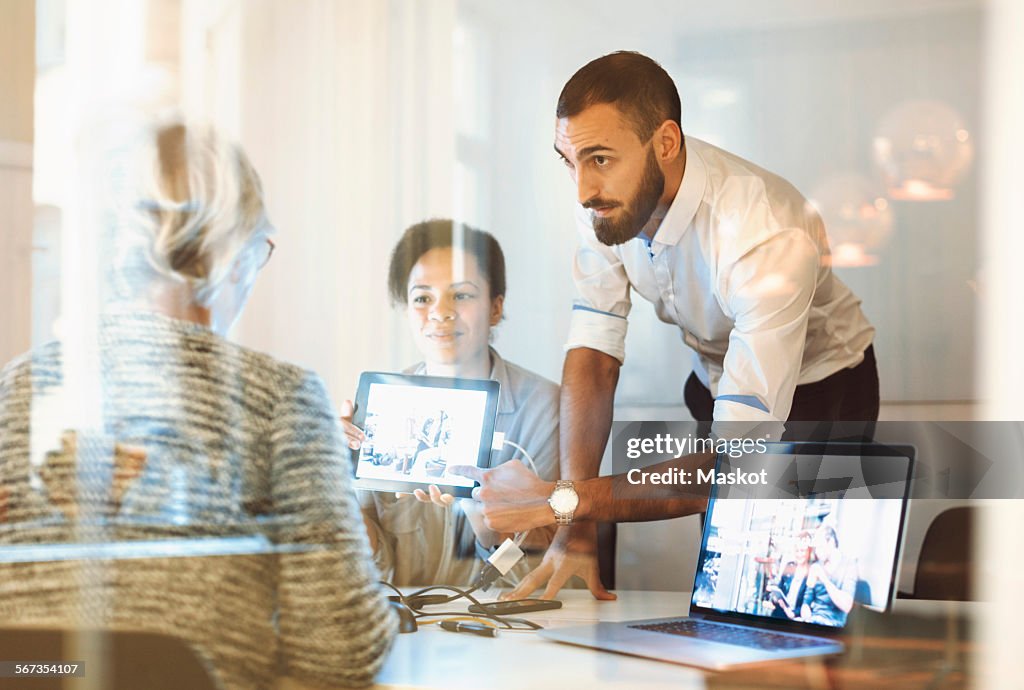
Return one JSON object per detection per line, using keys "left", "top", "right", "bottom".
{"left": 341, "top": 219, "right": 559, "bottom": 587}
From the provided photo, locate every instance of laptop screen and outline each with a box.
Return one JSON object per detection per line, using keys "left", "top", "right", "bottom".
{"left": 690, "top": 444, "right": 913, "bottom": 630}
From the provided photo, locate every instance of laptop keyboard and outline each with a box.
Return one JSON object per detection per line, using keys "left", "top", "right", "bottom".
{"left": 628, "top": 619, "right": 830, "bottom": 651}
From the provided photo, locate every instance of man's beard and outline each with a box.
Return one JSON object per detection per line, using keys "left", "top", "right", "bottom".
{"left": 589, "top": 148, "right": 665, "bottom": 246}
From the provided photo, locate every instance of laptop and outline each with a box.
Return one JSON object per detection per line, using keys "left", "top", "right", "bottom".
{"left": 541, "top": 442, "right": 914, "bottom": 670}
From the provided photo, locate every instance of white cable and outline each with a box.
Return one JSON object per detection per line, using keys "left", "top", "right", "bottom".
{"left": 500, "top": 438, "right": 538, "bottom": 549}
{"left": 501, "top": 438, "right": 538, "bottom": 477}
{"left": 491, "top": 433, "right": 538, "bottom": 477}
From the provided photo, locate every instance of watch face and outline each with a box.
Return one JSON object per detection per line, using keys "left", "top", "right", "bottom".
{"left": 549, "top": 487, "right": 579, "bottom": 513}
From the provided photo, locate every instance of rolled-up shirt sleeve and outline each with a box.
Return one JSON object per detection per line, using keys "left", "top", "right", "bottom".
{"left": 564, "top": 210, "right": 632, "bottom": 363}
{"left": 714, "top": 228, "right": 821, "bottom": 424}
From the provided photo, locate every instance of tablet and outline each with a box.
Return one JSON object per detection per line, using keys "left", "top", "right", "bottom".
{"left": 350, "top": 372, "right": 500, "bottom": 498}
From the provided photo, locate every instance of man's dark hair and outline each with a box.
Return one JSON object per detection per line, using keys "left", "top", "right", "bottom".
{"left": 388, "top": 219, "right": 506, "bottom": 304}
{"left": 556, "top": 51, "right": 681, "bottom": 141}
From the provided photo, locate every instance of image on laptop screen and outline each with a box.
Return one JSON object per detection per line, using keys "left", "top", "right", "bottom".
{"left": 355, "top": 382, "right": 490, "bottom": 488}
{"left": 691, "top": 451, "right": 909, "bottom": 629}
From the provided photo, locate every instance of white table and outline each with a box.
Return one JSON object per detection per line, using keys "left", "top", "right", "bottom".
{"left": 276, "top": 589, "right": 978, "bottom": 687}
{"left": 376, "top": 590, "right": 705, "bottom": 690}
{"left": 369, "top": 590, "right": 980, "bottom": 690}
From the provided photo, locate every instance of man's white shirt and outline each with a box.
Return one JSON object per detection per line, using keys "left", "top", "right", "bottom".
{"left": 565, "top": 136, "right": 874, "bottom": 423}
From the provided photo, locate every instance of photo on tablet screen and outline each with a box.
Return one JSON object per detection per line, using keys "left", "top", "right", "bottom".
{"left": 351, "top": 373, "right": 500, "bottom": 495}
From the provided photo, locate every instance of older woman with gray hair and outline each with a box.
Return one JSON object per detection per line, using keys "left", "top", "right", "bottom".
{"left": 0, "top": 121, "right": 396, "bottom": 689}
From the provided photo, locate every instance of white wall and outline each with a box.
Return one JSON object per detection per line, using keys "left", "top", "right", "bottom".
{"left": 469, "top": 0, "right": 982, "bottom": 404}
{"left": 51, "top": 0, "right": 981, "bottom": 408}
{"left": 181, "top": 0, "right": 458, "bottom": 402}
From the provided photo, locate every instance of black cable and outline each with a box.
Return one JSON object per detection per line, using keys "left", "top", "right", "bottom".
{"left": 413, "top": 610, "right": 542, "bottom": 631}
{"left": 402, "top": 559, "right": 503, "bottom": 605}
{"left": 401, "top": 584, "right": 488, "bottom": 611}
{"left": 406, "top": 583, "right": 480, "bottom": 606}
{"left": 379, "top": 580, "right": 544, "bottom": 631}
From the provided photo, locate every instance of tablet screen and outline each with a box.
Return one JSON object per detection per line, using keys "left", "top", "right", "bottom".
{"left": 351, "top": 373, "right": 500, "bottom": 496}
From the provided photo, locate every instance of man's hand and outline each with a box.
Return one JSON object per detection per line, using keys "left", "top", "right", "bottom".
{"left": 405, "top": 484, "right": 509, "bottom": 549}
{"left": 457, "top": 497, "right": 508, "bottom": 549}
{"left": 410, "top": 484, "right": 503, "bottom": 545}
{"left": 502, "top": 523, "right": 616, "bottom": 601}
{"left": 450, "top": 462, "right": 555, "bottom": 532}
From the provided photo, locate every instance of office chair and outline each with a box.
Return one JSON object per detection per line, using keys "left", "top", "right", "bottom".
{"left": 0, "top": 627, "right": 220, "bottom": 690}
{"left": 912, "top": 506, "right": 977, "bottom": 601}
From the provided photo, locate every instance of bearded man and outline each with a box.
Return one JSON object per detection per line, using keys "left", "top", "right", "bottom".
{"left": 501, "top": 51, "right": 879, "bottom": 602}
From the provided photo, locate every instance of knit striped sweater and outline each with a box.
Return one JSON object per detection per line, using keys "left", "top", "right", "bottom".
{"left": 0, "top": 312, "right": 397, "bottom": 689}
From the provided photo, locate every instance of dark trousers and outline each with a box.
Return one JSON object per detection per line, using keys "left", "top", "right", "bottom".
{"left": 684, "top": 345, "right": 880, "bottom": 440}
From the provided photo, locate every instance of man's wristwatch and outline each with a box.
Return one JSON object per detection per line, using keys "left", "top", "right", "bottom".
{"left": 548, "top": 480, "right": 579, "bottom": 525}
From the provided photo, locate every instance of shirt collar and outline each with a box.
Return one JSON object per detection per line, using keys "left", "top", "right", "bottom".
{"left": 648, "top": 136, "right": 707, "bottom": 248}
{"left": 408, "top": 347, "right": 516, "bottom": 415}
